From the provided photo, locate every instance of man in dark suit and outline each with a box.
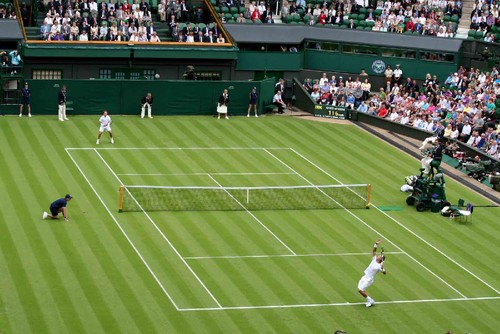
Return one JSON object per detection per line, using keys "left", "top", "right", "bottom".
{"left": 195, "top": 31, "right": 204, "bottom": 42}
{"left": 204, "top": 30, "right": 215, "bottom": 43}
{"left": 146, "top": 21, "right": 156, "bottom": 40}
{"left": 210, "top": 22, "right": 220, "bottom": 37}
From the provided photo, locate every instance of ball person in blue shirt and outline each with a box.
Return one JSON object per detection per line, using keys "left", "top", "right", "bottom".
{"left": 43, "top": 194, "right": 72, "bottom": 221}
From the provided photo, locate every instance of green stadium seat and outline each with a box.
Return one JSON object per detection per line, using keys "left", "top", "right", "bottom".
{"left": 226, "top": 19, "right": 236, "bottom": 23}
{"left": 224, "top": 13, "right": 232, "bottom": 20}
{"left": 0, "top": 2, "right": 5, "bottom": 8}
{"left": 467, "top": 29, "right": 475, "bottom": 38}
{"left": 210, "top": 0, "right": 216, "bottom": 5}
{"left": 349, "top": 13, "right": 358, "bottom": 20}
{"left": 359, "top": 7, "right": 367, "bottom": 14}
{"left": 289, "top": 21, "right": 298, "bottom": 24}
{"left": 451, "top": 15, "right": 459, "bottom": 23}
{"left": 297, "top": 21, "right": 305, "bottom": 24}
{"left": 404, "top": 30, "right": 413, "bottom": 34}
{"left": 230, "top": 6, "right": 238, "bottom": 14}
{"left": 297, "top": 8, "right": 304, "bottom": 16}
{"left": 374, "top": 9, "right": 382, "bottom": 17}
{"left": 358, "top": 20, "right": 366, "bottom": 27}
{"left": 365, "top": 26, "right": 372, "bottom": 30}
{"left": 198, "top": 23, "right": 206, "bottom": 30}
{"left": 284, "top": 15, "right": 292, "bottom": 23}
{"left": 357, "top": 14, "right": 365, "bottom": 20}
{"left": 214, "top": 6, "right": 220, "bottom": 13}
{"left": 444, "top": 15, "right": 451, "bottom": 21}
{"left": 475, "top": 31, "right": 484, "bottom": 39}
{"left": 253, "top": 19, "right": 262, "bottom": 24}
{"left": 292, "top": 14, "right": 302, "bottom": 22}
{"left": 221, "top": 6, "right": 229, "bottom": 13}
{"left": 492, "top": 26, "right": 498, "bottom": 33}
{"left": 366, "top": 21, "right": 375, "bottom": 27}
{"left": 356, "top": 26, "right": 364, "bottom": 30}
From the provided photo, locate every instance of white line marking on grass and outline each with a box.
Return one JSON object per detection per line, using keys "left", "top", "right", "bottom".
{"left": 184, "top": 251, "right": 405, "bottom": 260}
{"left": 116, "top": 172, "right": 296, "bottom": 176}
{"left": 206, "top": 174, "right": 296, "bottom": 255}
{"left": 177, "top": 295, "right": 500, "bottom": 312}
{"left": 290, "top": 148, "right": 500, "bottom": 295}
{"left": 93, "top": 149, "right": 223, "bottom": 309}
{"left": 270, "top": 148, "right": 468, "bottom": 299}
{"left": 64, "top": 149, "right": 181, "bottom": 311}
{"left": 66, "top": 147, "right": 291, "bottom": 151}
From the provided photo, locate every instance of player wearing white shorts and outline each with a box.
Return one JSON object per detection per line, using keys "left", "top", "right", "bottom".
{"left": 357, "top": 239, "right": 386, "bottom": 307}
{"left": 96, "top": 110, "right": 114, "bottom": 144}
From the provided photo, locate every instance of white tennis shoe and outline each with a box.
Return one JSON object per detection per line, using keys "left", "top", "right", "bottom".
{"left": 42, "top": 212, "right": 48, "bottom": 220}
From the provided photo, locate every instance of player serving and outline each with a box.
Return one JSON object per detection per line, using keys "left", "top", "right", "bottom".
{"left": 357, "top": 239, "right": 386, "bottom": 307}
{"left": 96, "top": 110, "right": 114, "bottom": 144}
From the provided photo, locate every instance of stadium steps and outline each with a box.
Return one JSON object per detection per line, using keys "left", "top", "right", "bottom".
{"left": 25, "top": 26, "right": 43, "bottom": 40}
{"left": 457, "top": 0, "right": 474, "bottom": 37}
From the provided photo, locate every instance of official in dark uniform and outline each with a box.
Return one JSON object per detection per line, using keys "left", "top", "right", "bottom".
{"left": 43, "top": 194, "right": 72, "bottom": 221}
{"left": 247, "top": 87, "right": 258, "bottom": 117}
{"left": 20, "top": 82, "right": 31, "bottom": 117}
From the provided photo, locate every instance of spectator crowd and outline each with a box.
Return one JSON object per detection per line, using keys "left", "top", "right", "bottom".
{"left": 33, "top": 0, "right": 224, "bottom": 42}
{"left": 305, "top": 65, "right": 499, "bottom": 161}
{"left": 279, "top": 0, "right": 466, "bottom": 37}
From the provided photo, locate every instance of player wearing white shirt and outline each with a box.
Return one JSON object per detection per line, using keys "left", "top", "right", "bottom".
{"left": 357, "top": 239, "right": 386, "bottom": 307}
{"left": 96, "top": 110, "right": 114, "bottom": 144}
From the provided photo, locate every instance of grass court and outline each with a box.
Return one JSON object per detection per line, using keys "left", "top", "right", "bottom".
{"left": 0, "top": 114, "right": 499, "bottom": 333}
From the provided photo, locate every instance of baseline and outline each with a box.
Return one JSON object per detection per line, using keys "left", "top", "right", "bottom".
{"left": 178, "top": 295, "right": 500, "bottom": 312}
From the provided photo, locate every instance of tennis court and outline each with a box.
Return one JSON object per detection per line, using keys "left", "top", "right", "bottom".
{"left": 66, "top": 146, "right": 499, "bottom": 311}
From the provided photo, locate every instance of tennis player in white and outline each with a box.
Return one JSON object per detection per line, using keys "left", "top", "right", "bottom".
{"left": 357, "top": 239, "right": 386, "bottom": 307}
{"left": 96, "top": 110, "right": 114, "bottom": 144}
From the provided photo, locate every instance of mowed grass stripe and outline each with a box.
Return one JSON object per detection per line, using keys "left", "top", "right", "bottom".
{"left": 2, "top": 121, "right": 87, "bottom": 333}
{"left": 17, "top": 121, "right": 124, "bottom": 333}
{"left": 17, "top": 120, "right": 154, "bottom": 333}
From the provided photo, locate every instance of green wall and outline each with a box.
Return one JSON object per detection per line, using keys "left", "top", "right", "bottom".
{"left": 303, "top": 50, "right": 457, "bottom": 80}
{"left": 26, "top": 78, "right": 276, "bottom": 116}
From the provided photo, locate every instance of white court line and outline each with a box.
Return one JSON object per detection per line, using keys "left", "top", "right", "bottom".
{"left": 93, "top": 149, "right": 223, "bottom": 309}
{"left": 116, "top": 172, "right": 296, "bottom": 176}
{"left": 206, "top": 174, "right": 296, "bottom": 255}
{"left": 178, "top": 296, "right": 500, "bottom": 312}
{"left": 184, "top": 251, "right": 405, "bottom": 260}
{"left": 64, "top": 149, "right": 181, "bottom": 311}
{"left": 268, "top": 148, "right": 469, "bottom": 299}
{"left": 66, "top": 147, "right": 291, "bottom": 151}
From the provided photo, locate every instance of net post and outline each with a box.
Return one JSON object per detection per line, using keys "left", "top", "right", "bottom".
{"left": 366, "top": 184, "right": 372, "bottom": 209}
{"left": 118, "top": 185, "right": 124, "bottom": 213}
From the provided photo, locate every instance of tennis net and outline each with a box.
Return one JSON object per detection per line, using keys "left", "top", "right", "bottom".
{"left": 119, "top": 184, "right": 371, "bottom": 212}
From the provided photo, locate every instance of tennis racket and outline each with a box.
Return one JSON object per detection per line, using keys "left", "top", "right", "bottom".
{"left": 380, "top": 246, "right": 385, "bottom": 262}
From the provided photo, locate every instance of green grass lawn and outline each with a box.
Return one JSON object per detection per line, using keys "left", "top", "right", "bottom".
{"left": 0, "top": 115, "right": 499, "bottom": 334}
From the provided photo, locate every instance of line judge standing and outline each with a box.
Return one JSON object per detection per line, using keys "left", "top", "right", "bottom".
{"left": 141, "top": 92, "right": 153, "bottom": 118}
{"left": 217, "top": 88, "right": 229, "bottom": 119}
{"left": 58, "top": 85, "right": 69, "bottom": 121}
